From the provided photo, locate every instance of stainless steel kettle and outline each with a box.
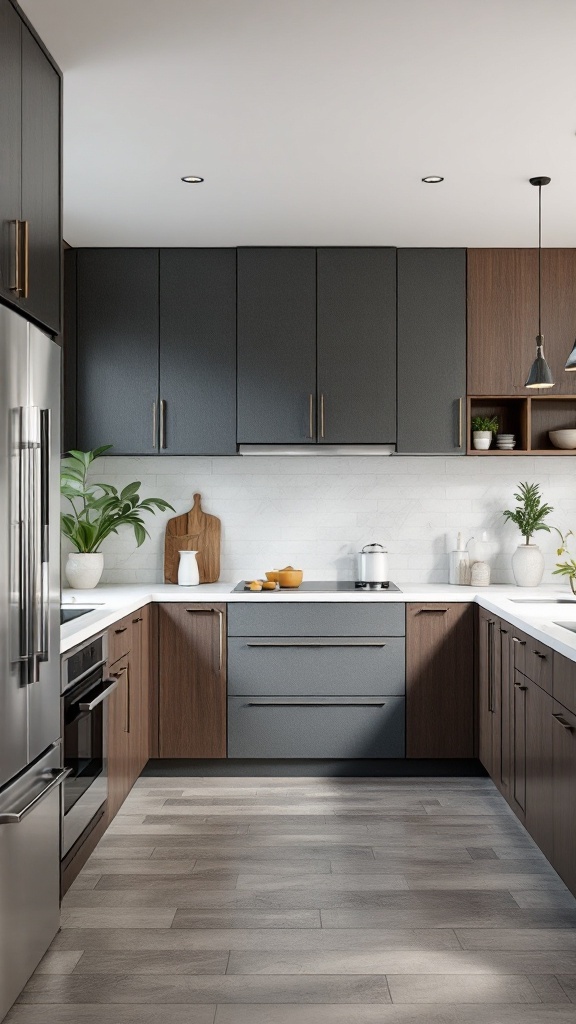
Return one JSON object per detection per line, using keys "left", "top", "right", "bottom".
{"left": 357, "top": 543, "right": 389, "bottom": 584}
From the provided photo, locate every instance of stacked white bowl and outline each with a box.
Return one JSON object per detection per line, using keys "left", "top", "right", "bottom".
{"left": 496, "top": 433, "right": 516, "bottom": 450}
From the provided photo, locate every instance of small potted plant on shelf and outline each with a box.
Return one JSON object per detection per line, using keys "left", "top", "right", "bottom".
{"left": 61, "top": 446, "right": 174, "bottom": 589}
{"left": 502, "top": 481, "right": 553, "bottom": 587}
{"left": 471, "top": 415, "right": 499, "bottom": 450}
{"left": 553, "top": 529, "right": 576, "bottom": 595}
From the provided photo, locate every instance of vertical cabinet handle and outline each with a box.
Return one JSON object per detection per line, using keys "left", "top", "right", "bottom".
{"left": 320, "top": 394, "right": 325, "bottom": 439}
{"left": 152, "top": 401, "right": 157, "bottom": 449}
{"left": 552, "top": 713, "right": 574, "bottom": 731}
{"left": 308, "top": 394, "right": 314, "bottom": 439}
{"left": 457, "top": 397, "right": 463, "bottom": 449}
{"left": 21, "top": 220, "right": 29, "bottom": 299}
{"left": 487, "top": 619, "right": 495, "bottom": 713}
{"left": 12, "top": 220, "right": 21, "bottom": 295}
{"left": 160, "top": 400, "right": 166, "bottom": 449}
{"left": 186, "top": 607, "right": 224, "bottom": 672}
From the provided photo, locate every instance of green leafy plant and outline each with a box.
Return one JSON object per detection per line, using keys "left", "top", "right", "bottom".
{"left": 502, "top": 482, "right": 553, "bottom": 545}
{"left": 552, "top": 528, "right": 576, "bottom": 594}
{"left": 61, "top": 446, "right": 174, "bottom": 553}
{"left": 471, "top": 415, "right": 499, "bottom": 434}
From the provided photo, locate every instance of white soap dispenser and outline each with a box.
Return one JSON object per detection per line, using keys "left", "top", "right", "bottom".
{"left": 449, "top": 533, "right": 470, "bottom": 585}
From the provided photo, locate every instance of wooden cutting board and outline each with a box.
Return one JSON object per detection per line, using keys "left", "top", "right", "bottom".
{"left": 164, "top": 493, "right": 221, "bottom": 584}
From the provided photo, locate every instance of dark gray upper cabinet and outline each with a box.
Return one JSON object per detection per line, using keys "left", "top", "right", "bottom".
{"left": 0, "top": 1, "right": 61, "bottom": 334}
{"left": 397, "top": 248, "right": 466, "bottom": 455}
{"left": 76, "top": 249, "right": 160, "bottom": 455}
{"left": 317, "top": 248, "right": 396, "bottom": 444}
{"left": 159, "top": 249, "right": 236, "bottom": 455}
{"left": 237, "top": 248, "right": 317, "bottom": 444}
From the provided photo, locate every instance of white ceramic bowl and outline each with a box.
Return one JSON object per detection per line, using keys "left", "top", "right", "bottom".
{"left": 549, "top": 429, "right": 576, "bottom": 450}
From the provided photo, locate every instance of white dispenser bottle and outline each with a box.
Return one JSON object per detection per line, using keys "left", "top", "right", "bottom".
{"left": 449, "top": 533, "right": 470, "bottom": 585}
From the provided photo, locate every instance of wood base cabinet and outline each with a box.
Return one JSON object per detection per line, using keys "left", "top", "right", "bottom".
{"left": 106, "top": 606, "right": 150, "bottom": 822}
{"left": 158, "top": 603, "right": 226, "bottom": 758}
{"left": 552, "top": 700, "right": 576, "bottom": 895}
{"left": 406, "top": 603, "right": 474, "bottom": 757}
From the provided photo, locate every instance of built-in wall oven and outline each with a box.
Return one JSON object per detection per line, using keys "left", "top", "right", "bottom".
{"left": 61, "top": 633, "right": 118, "bottom": 858}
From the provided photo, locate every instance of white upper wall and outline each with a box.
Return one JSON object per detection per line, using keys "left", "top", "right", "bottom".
{"left": 20, "top": 0, "right": 576, "bottom": 247}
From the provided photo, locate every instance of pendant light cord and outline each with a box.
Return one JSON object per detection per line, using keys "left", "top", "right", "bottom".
{"left": 538, "top": 183, "right": 542, "bottom": 339}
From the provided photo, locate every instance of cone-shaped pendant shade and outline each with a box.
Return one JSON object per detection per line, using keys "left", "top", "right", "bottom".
{"left": 565, "top": 340, "right": 576, "bottom": 372}
{"left": 525, "top": 335, "right": 554, "bottom": 388}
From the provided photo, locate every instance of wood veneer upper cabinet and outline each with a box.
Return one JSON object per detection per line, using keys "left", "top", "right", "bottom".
{"left": 158, "top": 603, "right": 226, "bottom": 758}
{"left": 159, "top": 249, "right": 237, "bottom": 454}
{"left": 406, "top": 603, "right": 474, "bottom": 758}
{"left": 397, "top": 248, "right": 466, "bottom": 454}
{"left": 468, "top": 249, "right": 576, "bottom": 395}
{"left": 317, "top": 248, "right": 396, "bottom": 444}
{"left": 237, "top": 248, "right": 316, "bottom": 444}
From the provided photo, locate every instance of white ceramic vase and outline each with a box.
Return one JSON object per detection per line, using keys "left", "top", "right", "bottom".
{"left": 511, "top": 543, "right": 545, "bottom": 588}
{"left": 178, "top": 550, "right": 200, "bottom": 586}
{"left": 472, "top": 431, "right": 492, "bottom": 451}
{"left": 65, "top": 552, "right": 104, "bottom": 589}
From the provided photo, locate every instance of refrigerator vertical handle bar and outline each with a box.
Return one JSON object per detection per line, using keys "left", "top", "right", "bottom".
{"left": 37, "top": 409, "right": 50, "bottom": 663}
{"left": 19, "top": 412, "right": 33, "bottom": 664}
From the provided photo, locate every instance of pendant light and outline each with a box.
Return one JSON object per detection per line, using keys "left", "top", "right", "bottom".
{"left": 525, "top": 176, "right": 554, "bottom": 389}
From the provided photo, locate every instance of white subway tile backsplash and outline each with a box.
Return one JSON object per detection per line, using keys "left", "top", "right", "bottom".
{"left": 62, "top": 455, "right": 576, "bottom": 586}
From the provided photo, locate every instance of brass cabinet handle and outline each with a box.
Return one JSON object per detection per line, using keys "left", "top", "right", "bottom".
{"left": 320, "top": 393, "right": 325, "bottom": 439}
{"left": 308, "top": 394, "right": 314, "bottom": 439}
{"left": 552, "top": 712, "right": 574, "bottom": 731}
{"left": 21, "top": 220, "right": 29, "bottom": 298}
{"left": 152, "top": 401, "right": 157, "bottom": 448}
{"left": 457, "top": 396, "right": 463, "bottom": 449}
{"left": 160, "top": 400, "right": 167, "bottom": 449}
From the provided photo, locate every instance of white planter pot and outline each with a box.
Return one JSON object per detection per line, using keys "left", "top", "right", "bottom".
{"left": 472, "top": 430, "right": 492, "bottom": 451}
{"left": 65, "top": 552, "right": 104, "bottom": 589}
{"left": 511, "top": 543, "right": 545, "bottom": 588}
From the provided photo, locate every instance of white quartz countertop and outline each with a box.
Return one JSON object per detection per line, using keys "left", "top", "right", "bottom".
{"left": 60, "top": 582, "right": 576, "bottom": 662}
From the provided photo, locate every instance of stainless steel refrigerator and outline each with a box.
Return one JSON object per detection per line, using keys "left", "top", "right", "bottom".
{"left": 0, "top": 304, "right": 66, "bottom": 1021}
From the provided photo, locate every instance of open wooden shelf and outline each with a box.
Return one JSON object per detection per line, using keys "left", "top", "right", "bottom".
{"left": 467, "top": 395, "right": 576, "bottom": 455}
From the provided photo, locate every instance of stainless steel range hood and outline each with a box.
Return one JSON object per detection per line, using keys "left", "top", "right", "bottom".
{"left": 238, "top": 444, "right": 396, "bottom": 456}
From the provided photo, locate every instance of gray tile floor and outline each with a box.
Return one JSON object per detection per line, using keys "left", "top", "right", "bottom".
{"left": 8, "top": 776, "right": 576, "bottom": 1023}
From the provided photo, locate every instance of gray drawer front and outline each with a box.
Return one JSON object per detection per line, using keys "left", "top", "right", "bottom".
{"left": 228, "top": 636, "right": 405, "bottom": 696}
{"left": 228, "top": 602, "right": 405, "bottom": 637}
{"left": 228, "top": 696, "right": 405, "bottom": 758}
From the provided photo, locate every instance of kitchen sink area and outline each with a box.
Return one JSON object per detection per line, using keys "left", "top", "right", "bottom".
{"left": 59, "top": 606, "right": 97, "bottom": 624}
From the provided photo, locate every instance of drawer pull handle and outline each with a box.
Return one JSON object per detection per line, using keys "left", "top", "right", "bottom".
{"left": 114, "top": 627, "right": 127, "bottom": 635}
{"left": 133, "top": 617, "right": 143, "bottom": 624}
{"left": 246, "top": 700, "right": 387, "bottom": 707}
{"left": 552, "top": 713, "right": 574, "bottom": 731}
{"left": 532, "top": 650, "right": 546, "bottom": 659}
{"left": 417, "top": 608, "right": 449, "bottom": 614}
{"left": 500, "top": 628, "right": 508, "bottom": 634}
{"left": 512, "top": 638, "right": 526, "bottom": 645}
{"left": 514, "top": 681, "right": 528, "bottom": 691}
{"left": 245, "top": 642, "right": 387, "bottom": 648}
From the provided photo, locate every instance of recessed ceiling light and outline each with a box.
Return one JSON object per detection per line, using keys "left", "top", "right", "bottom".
{"left": 422, "top": 175, "right": 444, "bottom": 183}
{"left": 181, "top": 175, "right": 204, "bottom": 183}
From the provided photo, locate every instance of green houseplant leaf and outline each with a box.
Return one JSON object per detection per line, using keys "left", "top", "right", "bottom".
{"left": 502, "top": 482, "right": 553, "bottom": 545}
{"left": 61, "top": 446, "right": 174, "bottom": 554}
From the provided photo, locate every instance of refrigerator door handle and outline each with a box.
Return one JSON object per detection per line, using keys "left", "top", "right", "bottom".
{"left": 0, "top": 767, "right": 70, "bottom": 824}
{"left": 36, "top": 409, "right": 50, "bottom": 665}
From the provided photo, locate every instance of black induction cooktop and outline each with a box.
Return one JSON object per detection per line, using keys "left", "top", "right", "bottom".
{"left": 232, "top": 580, "right": 401, "bottom": 593}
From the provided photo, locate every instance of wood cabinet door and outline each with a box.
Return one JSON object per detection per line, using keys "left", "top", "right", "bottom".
{"left": 20, "top": 23, "right": 61, "bottom": 334}
{"left": 76, "top": 249, "right": 159, "bottom": 454}
{"left": 106, "top": 655, "right": 130, "bottom": 822}
{"left": 159, "top": 603, "right": 226, "bottom": 758}
{"left": 468, "top": 249, "right": 576, "bottom": 396}
{"left": 524, "top": 676, "right": 554, "bottom": 862}
{"left": 477, "top": 610, "right": 497, "bottom": 773}
{"left": 552, "top": 701, "right": 576, "bottom": 894}
{"left": 159, "top": 249, "right": 237, "bottom": 454}
{"left": 397, "top": 248, "right": 466, "bottom": 454}
{"left": 498, "top": 623, "right": 512, "bottom": 798}
{"left": 237, "top": 248, "right": 316, "bottom": 444}
{"left": 510, "top": 669, "right": 527, "bottom": 821}
{"left": 129, "top": 607, "right": 150, "bottom": 777}
{"left": 0, "top": 0, "right": 21, "bottom": 307}
{"left": 406, "top": 603, "right": 474, "bottom": 758}
{"left": 316, "top": 248, "right": 396, "bottom": 444}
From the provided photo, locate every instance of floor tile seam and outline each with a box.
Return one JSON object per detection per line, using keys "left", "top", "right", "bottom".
{"left": 555, "top": 975, "right": 576, "bottom": 1002}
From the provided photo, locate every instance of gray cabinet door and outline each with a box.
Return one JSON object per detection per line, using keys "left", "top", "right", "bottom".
{"left": 237, "top": 247, "right": 316, "bottom": 443}
{"left": 317, "top": 248, "right": 397, "bottom": 444}
{"left": 0, "top": 0, "right": 21, "bottom": 307}
{"left": 228, "top": 602, "right": 406, "bottom": 637}
{"left": 76, "top": 249, "right": 159, "bottom": 455}
{"left": 228, "top": 696, "right": 405, "bottom": 758}
{"left": 160, "top": 249, "right": 237, "bottom": 455}
{"left": 397, "top": 248, "right": 466, "bottom": 454}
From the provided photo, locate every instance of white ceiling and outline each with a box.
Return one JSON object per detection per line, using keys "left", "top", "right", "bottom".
{"left": 21, "top": 0, "right": 576, "bottom": 247}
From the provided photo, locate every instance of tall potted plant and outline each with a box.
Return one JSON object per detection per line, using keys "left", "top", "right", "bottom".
{"left": 61, "top": 446, "right": 174, "bottom": 588}
{"left": 502, "top": 481, "right": 553, "bottom": 587}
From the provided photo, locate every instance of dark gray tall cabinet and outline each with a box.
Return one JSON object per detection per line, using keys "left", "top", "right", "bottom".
{"left": 397, "top": 248, "right": 466, "bottom": 455}
{"left": 237, "top": 247, "right": 396, "bottom": 445}
{"left": 72, "top": 248, "right": 237, "bottom": 455}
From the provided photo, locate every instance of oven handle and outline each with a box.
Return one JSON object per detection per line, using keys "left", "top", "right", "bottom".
{"left": 77, "top": 677, "right": 119, "bottom": 712}
{"left": 64, "top": 657, "right": 108, "bottom": 692}
{"left": 0, "top": 768, "right": 70, "bottom": 824}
